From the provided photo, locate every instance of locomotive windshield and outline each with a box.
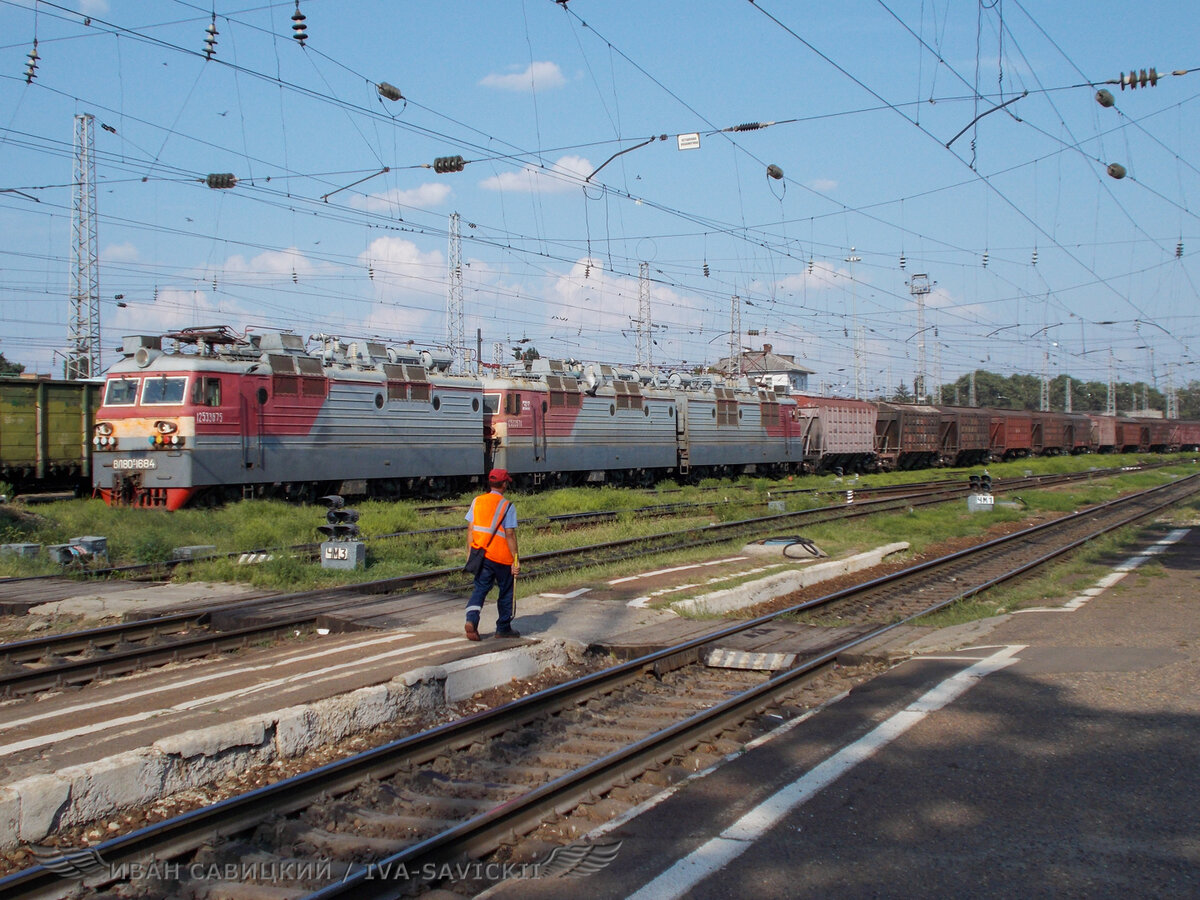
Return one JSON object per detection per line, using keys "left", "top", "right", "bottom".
{"left": 142, "top": 375, "right": 188, "bottom": 405}
{"left": 103, "top": 377, "right": 139, "bottom": 406}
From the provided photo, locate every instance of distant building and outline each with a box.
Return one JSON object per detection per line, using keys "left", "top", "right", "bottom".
{"left": 715, "top": 343, "right": 813, "bottom": 392}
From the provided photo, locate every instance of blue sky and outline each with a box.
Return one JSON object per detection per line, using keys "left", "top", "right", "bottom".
{"left": 1, "top": 0, "right": 1198, "bottom": 399}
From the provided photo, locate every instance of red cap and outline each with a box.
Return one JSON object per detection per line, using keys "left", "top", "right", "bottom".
{"left": 488, "top": 468, "right": 511, "bottom": 485}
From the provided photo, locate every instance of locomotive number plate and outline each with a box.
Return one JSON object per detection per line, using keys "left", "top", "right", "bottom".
{"left": 112, "top": 458, "right": 158, "bottom": 470}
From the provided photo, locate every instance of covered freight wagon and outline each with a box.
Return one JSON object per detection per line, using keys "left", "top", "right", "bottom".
{"left": 875, "top": 402, "right": 940, "bottom": 470}
{"left": 935, "top": 406, "right": 991, "bottom": 467}
{"left": 0, "top": 376, "right": 98, "bottom": 492}
{"left": 989, "top": 409, "right": 1033, "bottom": 460}
{"left": 793, "top": 394, "right": 876, "bottom": 474}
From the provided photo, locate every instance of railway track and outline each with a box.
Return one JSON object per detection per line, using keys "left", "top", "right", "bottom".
{"left": 0, "top": 463, "right": 1157, "bottom": 589}
{"left": 0, "top": 468, "right": 1106, "bottom": 699}
{"left": 1, "top": 473, "right": 1194, "bottom": 900}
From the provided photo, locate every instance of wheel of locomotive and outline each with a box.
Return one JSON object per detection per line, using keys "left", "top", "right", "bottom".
{"left": 423, "top": 477, "right": 453, "bottom": 499}
{"left": 283, "top": 482, "right": 316, "bottom": 504}
{"left": 636, "top": 468, "right": 656, "bottom": 488}
{"left": 194, "top": 486, "right": 222, "bottom": 508}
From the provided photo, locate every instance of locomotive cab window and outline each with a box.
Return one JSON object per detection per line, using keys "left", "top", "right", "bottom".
{"left": 483, "top": 394, "right": 500, "bottom": 414}
{"left": 104, "top": 377, "right": 139, "bottom": 406}
{"left": 505, "top": 393, "right": 521, "bottom": 416}
{"left": 142, "top": 376, "right": 187, "bottom": 405}
{"left": 192, "top": 377, "right": 222, "bottom": 407}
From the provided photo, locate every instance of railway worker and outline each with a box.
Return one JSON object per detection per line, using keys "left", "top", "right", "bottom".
{"left": 464, "top": 468, "right": 521, "bottom": 640}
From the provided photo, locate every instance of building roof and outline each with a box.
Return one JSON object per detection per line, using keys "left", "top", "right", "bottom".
{"left": 715, "top": 343, "right": 815, "bottom": 376}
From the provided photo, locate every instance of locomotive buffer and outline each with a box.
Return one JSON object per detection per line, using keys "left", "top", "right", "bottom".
{"left": 319, "top": 495, "right": 365, "bottom": 569}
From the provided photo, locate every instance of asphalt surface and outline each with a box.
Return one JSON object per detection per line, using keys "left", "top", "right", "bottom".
{"left": 485, "top": 521, "right": 1200, "bottom": 899}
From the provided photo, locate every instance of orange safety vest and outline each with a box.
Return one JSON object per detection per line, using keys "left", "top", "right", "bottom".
{"left": 470, "top": 492, "right": 514, "bottom": 565}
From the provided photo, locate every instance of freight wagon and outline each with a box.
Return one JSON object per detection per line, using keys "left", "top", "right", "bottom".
{"left": 88, "top": 327, "right": 1200, "bottom": 509}
{"left": 0, "top": 376, "right": 99, "bottom": 494}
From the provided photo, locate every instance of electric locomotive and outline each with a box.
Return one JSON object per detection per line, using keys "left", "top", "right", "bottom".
{"left": 92, "top": 327, "right": 484, "bottom": 508}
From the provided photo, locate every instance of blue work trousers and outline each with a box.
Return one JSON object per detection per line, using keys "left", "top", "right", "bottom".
{"left": 466, "top": 558, "right": 514, "bottom": 631}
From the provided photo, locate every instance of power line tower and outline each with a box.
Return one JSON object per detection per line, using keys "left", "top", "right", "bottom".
{"left": 908, "top": 273, "right": 931, "bottom": 402}
{"left": 1040, "top": 351, "right": 1050, "bottom": 411}
{"left": 1167, "top": 363, "right": 1178, "bottom": 418}
{"left": 1105, "top": 352, "right": 1117, "bottom": 416}
{"left": 67, "top": 113, "right": 100, "bottom": 380}
{"left": 932, "top": 336, "right": 942, "bottom": 404}
{"left": 729, "top": 294, "right": 742, "bottom": 375}
{"left": 446, "top": 211, "right": 465, "bottom": 373}
{"left": 635, "top": 262, "right": 652, "bottom": 368}
{"left": 845, "top": 249, "right": 864, "bottom": 399}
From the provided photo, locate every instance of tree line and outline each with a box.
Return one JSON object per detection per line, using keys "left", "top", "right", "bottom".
{"left": 888, "top": 370, "right": 1200, "bottom": 419}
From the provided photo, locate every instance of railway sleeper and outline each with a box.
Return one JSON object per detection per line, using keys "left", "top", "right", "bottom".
{"left": 265, "top": 822, "right": 411, "bottom": 857}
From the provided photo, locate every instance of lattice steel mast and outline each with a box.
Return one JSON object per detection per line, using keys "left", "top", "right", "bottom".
{"left": 636, "top": 262, "right": 652, "bottom": 368}
{"left": 67, "top": 113, "right": 100, "bottom": 379}
{"left": 446, "top": 211, "right": 465, "bottom": 373}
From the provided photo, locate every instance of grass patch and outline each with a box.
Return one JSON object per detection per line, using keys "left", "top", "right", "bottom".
{"left": 0, "top": 453, "right": 1193, "bottom": 592}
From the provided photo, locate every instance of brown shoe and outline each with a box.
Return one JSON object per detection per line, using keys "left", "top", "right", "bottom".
{"left": 465, "top": 622, "right": 480, "bottom": 641}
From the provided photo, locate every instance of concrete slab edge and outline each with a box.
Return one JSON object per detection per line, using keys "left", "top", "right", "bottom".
{"left": 0, "top": 639, "right": 575, "bottom": 849}
{"left": 671, "top": 542, "right": 910, "bottom": 617}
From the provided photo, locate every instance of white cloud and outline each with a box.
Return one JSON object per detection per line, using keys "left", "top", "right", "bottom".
{"left": 351, "top": 182, "right": 451, "bottom": 212}
{"left": 359, "top": 236, "right": 445, "bottom": 306}
{"left": 479, "top": 155, "right": 593, "bottom": 194}
{"left": 479, "top": 61, "right": 565, "bottom": 92}
{"left": 808, "top": 178, "right": 838, "bottom": 192}
{"left": 100, "top": 241, "right": 139, "bottom": 263}
{"left": 221, "top": 247, "right": 321, "bottom": 281}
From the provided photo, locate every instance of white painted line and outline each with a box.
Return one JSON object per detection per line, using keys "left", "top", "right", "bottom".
{"left": 0, "top": 636, "right": 462, "bottom": 757}
{"left": 624, "top": 564, "right": 783, "bottom": 608}
{"left": 608, "top": 557, "right": 749, "bottom": 585}
{"left": 1018, "top": 528, "right": 1189, "bottom": 614}
{"left": 541, "top": 588, "right": 592, "bottom": 599}
{"left": 626, "top": 645, "right": 1023, "bottom": 900}
{"left": 475, "top": 692, "right": 849, "bottom": 900}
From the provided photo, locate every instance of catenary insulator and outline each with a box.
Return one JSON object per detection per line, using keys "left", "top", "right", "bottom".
{"left": 24, "top": 41, "right": 39, "bottom": 83}
{"left": 899, "top": 254, "right": 906, "bottom": 270}
{"left": 1095, "top": 88, "right": 1115, "bottom": 107}
{"left": 1107, "top": 162, "right": 1127, "bottom": 180}
{"left": 205, "top": 172, "right": 238, "bottom": 189}
{"left": 703, "top": 262, "right": 710, "bottom": 278}
{"left": 292, "top": 4, "right": 308, "bottom": 45}
{"left": 1177, "top": 241, "right": 1184, "bottom": 258}
{"left": 204, "top": 21, "right": 218, "bottom": 59}
{"left": 377, "top": 82, "right": 403, "bottom": 101}
{"left": 766, "top": 164, "right": 783, "bottom": 180}
{"left": 982, "top": 252, "right": 989, "bottom": 268}
{"left": 433, "top": 155, "right": 466, "bottom": 174}
{"left": 1031, "top": 249, "right": 1038, "bottom": 265}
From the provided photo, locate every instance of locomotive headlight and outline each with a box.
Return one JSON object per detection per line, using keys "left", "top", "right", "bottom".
{"left": 154, "top": 421, "right": 178, "bottom": 435}
{"left": 95, "top": 422, "right": 113, "bottom": 437}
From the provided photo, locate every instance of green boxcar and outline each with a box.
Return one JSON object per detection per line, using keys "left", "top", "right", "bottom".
{"left": 0, "top": 378, "right": 99, "bottom": 492}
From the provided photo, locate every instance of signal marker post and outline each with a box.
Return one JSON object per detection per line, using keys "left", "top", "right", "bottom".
{"left": 967, "top": 472, "right": 994, "bottom": 513}
{"left": 319, "top": 495, "right": 365, "bottom": 570}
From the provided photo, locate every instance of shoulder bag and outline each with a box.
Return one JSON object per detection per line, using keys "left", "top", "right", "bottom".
{"left": 464, "top": 501, "right": 509, "bottom": 575}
